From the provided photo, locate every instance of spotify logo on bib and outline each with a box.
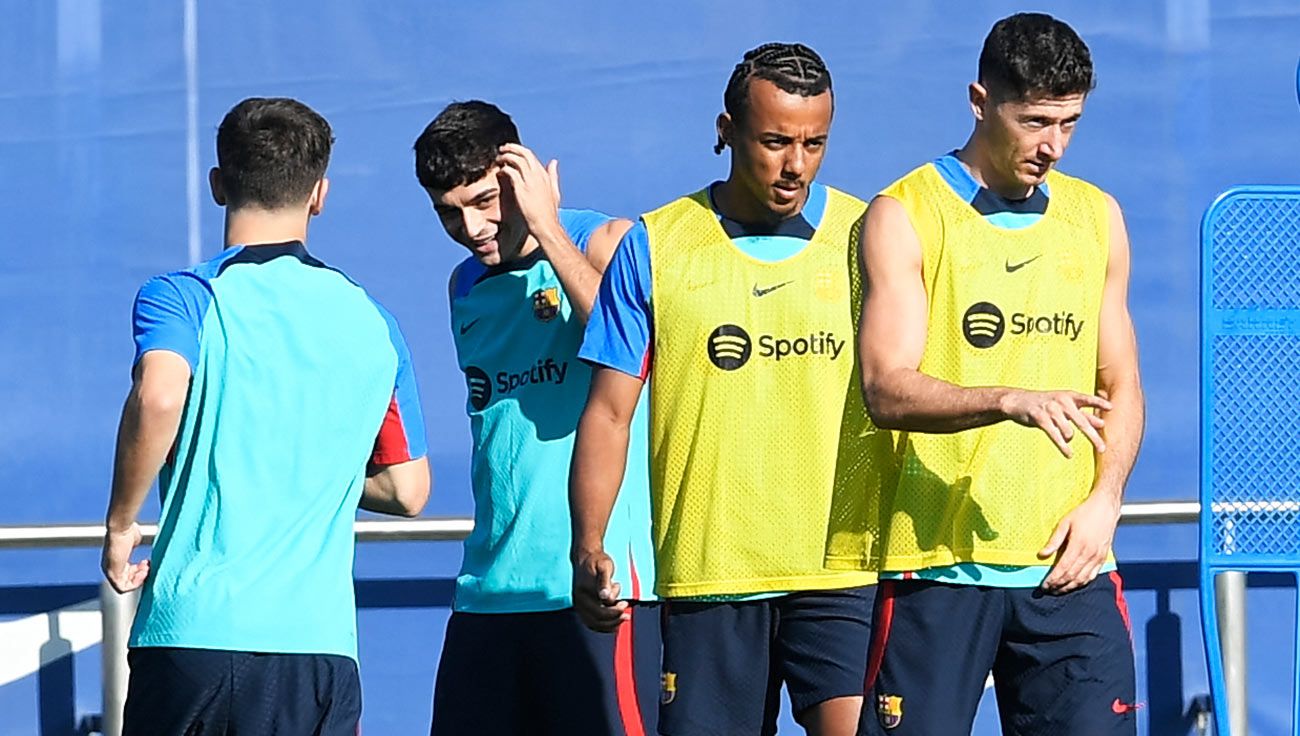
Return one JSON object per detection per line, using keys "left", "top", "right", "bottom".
{"left": 707, "top": 324, "right": 752, "bottom": 370}
{"left": 465, "top": 366, "right": 492, "bottom": 410}
{"left": 963, "top": 302, "right": 1005, "bottom": 348}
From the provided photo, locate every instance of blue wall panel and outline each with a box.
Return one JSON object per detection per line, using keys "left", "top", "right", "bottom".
{"left": 3, "top": 1, "right": 1299, "bottom": 733}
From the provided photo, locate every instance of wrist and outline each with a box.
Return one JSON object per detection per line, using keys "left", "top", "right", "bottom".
{"left": 994, "top": 387, "right": 1017, "bottom": 421}
{"left": 105, "top": 515, "right": 136, "bottom": 534}
{"left": 571, "top": 541, "right": 605, "bottom": 564}
{"left": 1088, "top": 486, "right": 1123, "bottom": 515}
{"left": 531, "top": 217, "right": 568, "bottom": 250}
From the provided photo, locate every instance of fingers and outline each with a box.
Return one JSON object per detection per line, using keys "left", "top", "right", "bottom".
{"left": 573, "top": 555, "right": 630, "bottom": 633}
{"left": 596, "top": 556, "right": 616, "bottom": 596}
{"left": 1033, "top": 409, "right": 1073, "bottom": 458}
{"left": 546, "top": 159, "right": 561, "bottom": 203}
{"left": 1038, "top": 518, "right": 1070, "bottom": 560}
{"left": 1047, "top": 402, "right": 1074, "bottom": 443}
{"left": 1070, "top": 392, "right": 1113, "bottom": 413}
{"left": 1060, "top": 400, "right": 1107, "bottom": 454}
{"left": 496, "top": 144, "right": 543, "bottom": 175}
{"left": 1040, "top": 531, "right": 1106, "bottom": 594}
{"left": 104, "top": 559, "right": 150, "bottom": 594}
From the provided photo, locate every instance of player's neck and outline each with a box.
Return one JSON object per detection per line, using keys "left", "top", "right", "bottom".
{"left": 223, "top": 208, "right": 311, "bottom": 249}
{"left": 954, "top": 137, "right": 1034, "bottom": 201}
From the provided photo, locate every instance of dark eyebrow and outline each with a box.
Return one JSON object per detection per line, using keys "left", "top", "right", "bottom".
{"left": 468, "top": 187, "right": 499, "bottom": 205}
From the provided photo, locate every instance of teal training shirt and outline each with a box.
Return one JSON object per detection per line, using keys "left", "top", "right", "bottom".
{"left": 128, "top": 242, "right": 427, "bottom": 660}
{"left": 450, "top": 209, "right": 656, "bottom": 612}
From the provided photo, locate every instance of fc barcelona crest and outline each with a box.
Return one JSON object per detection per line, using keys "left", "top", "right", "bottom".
{"left": 877, "top": 694, "right": 903, "bottom": 729}
{"left": 532, "top": 287, "right": 560, "bottom": 322}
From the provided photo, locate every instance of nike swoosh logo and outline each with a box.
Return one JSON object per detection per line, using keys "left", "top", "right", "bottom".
{"left": 1005, "top": 255, "right": 1042, "bottom": 273}
{"left": 752, "top": 280, "right": 794, "bottom": 298}
{"left": 459, "top": 318, "right": 481, "bottom": 335}
{"left": 1111, "top": 698, "right": 1142, "bottom": 714}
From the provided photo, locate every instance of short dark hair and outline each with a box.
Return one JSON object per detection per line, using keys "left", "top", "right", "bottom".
{"left": 717, "top": 42, "right": 832, "bottom": 154}
{"left": 413, "top": 101, "right": 521, "bottom": 191}
{"left": 978, "top": 13, "right": 1095, "bottom": 102}
{"left": 215, "top": 97, "right": 333, "bottom": 210}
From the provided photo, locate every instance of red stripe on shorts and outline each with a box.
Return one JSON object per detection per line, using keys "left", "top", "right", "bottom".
{"left": 1109, "top": 570, "right": 1133, "bottom": 636}
{"left": 863, "top": 579, "right": 897, "bottom": 692}
{"left": 614, "top": 549, "right": 646, "bottom": 736}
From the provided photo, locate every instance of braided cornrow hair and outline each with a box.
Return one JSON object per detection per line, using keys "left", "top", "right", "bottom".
{"left": 715, "top": 42, "right": 832, "bottom": 154}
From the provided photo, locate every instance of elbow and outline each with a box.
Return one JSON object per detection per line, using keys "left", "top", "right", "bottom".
{"left": 135, "top": 386, "right": 186, "bottom": 418}
{"left": 861, "top": 375, "right": 904, "bottom": 430}
{"left": 398, "top": 472, "right": 432, "bottom": 517}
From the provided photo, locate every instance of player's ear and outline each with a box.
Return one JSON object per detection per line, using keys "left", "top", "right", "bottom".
{"left": 308, "top": 178, "right": 329, "bottom": 216}
{"left": 208, "top": 167, "right": 226, "bottom": 206}
{"left": 969, "top": 82, "right": 988, "bottom": 123}
{"left": 715, "top": 112, "right": 736, "bottom": 155}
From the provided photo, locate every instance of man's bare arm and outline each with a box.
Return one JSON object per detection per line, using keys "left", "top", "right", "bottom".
{"left": 569, "top": 367, "right": 643, "bottom": 631}
{"left": 1040, "top": 194, "right": 1145, "bottom": 593}
{"left": 361, "top": 457, "right": 431, "bottom": 517}
{"left": 496, "top": 144, "right": 626, "bottom": 323}
{"left": 103, "top": 351, "right": 191, "bottom": 592}
{"left": 858, "top": 195, "right": 1110, "bottom": 457}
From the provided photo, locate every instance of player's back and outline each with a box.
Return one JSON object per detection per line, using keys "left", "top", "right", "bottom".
{"left": 131, "top": 241, "right": 408, "bottom": 660}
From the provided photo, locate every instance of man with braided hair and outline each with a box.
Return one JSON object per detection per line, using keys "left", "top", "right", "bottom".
{"left": 571, "top": 42, "right": 894, "bottom": 735}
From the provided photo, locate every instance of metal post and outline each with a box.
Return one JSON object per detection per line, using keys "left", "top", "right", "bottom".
{"left": 99, "top": 581, "right": 138, "bottom": 736}
{"left": 1215, "top": 571, "right": 1249, "bottom": 735}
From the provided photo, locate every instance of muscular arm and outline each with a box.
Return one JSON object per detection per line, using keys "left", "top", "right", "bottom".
{"left": 361, "top": 457, "right": 431, "bottom": 517}
{"left": 538, "top": 217, "right": 632, "bottom": 323}
{"left": 106, "top": 352, "right": 190, "bottom": 532}
{"left": 1089, "top": 194, "right": 1145, "bottom": 503}
{"left": 1039, "top": 194, "right": 1145, "bottom": 593}
{"left": 858, "top": 195, "right": 1109, "bottom": 457}
{"left": 496, "top": 144, "right": 630, "bottom": 323}
{"left": 569, "top": 367, "right": 643, "bottom": 631}
{"left": 103, "top": 350, "right": 190, "bottom": 592}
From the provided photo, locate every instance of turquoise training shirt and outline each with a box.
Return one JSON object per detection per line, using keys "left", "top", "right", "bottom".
{"left": 128, "top": 242, "right": 427, "bottom": 660}
{"left": 450, "top": 208, "right": 655, "bottom": 613}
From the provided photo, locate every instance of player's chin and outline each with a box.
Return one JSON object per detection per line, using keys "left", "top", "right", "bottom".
{"left": 763, "top": 194, "right": 802, "bottom": 219}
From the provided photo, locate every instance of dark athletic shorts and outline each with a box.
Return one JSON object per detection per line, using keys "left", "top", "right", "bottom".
{"left": 123, "top": 646, "right": 361, "bottom": 736}
{"left": 859, "top": 572, "right": 1138, "bottom": 735}
{"left": 431, "top": 605, "right": 660, "bottom": 736}
{"left": 659, "top": 585, "right": 876, "bottom": 736}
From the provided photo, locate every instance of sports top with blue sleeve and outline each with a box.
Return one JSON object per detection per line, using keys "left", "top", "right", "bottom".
{"left": 129, "top": 241, "right": 427, "bottom": 661}
{"left": 449, "top": 208, "right": 656, "bottom": 612}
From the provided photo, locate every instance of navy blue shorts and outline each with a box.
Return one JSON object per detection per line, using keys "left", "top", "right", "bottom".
{"left": 431, "top": 606, "right": 660, "bottom": 736}
{"left": 122, "top": 646, "right": 360, "bottom": 736}
{"left": 659, "top": 585, "right": 875, "bottom": 736}
{"left": 859, "top": 573, "right": 1138, "bottom": 735}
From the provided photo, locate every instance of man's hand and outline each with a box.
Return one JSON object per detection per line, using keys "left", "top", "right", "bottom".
{"left": 1000, "top": 389, "right": 1111, "bottom": 458}
{"left": 496, "top": 143, "right": 562, "bottom": 236}
{"left": 1038, "top": 492, "right": 1121, "bottom": 594}
{"left": 102, "top": 522, "right": 150, "bottom": 594}
{"left": 572, "top": 548, "right": 630, "bottom": 633}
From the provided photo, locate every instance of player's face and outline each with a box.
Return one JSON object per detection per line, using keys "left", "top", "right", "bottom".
{"left": 980, "top": 89, "right": 1086, "bottom": 192}
{"left": 427, "top": 168, "right": 528, "bottom": 266}
{"left": 729, "top": 79, "right": 832, "bottom": 220}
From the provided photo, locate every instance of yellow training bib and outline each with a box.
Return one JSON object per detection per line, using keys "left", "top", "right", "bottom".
{"left": 644, "top": 186, "right": 892, "bottom": 597}
{"left": 870, "top": 163, "right": 1110, "bottom": 571}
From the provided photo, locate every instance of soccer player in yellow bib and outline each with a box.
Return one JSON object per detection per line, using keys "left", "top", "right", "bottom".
{"left": 570, "top": 43, "right": 893, "bottom": 736}
{"left": 846, "top": 13, "right": 1145, "bottom": 736}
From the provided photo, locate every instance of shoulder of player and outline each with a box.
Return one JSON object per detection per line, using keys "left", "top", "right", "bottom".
{"left": 817, "top": 182, "right": 869, "bottom": 216}
{"left": 558, "top": 207, "right": 614, "bottom": 243}
{"left": 1044, "top": 167, "right": 1110, "bottom": 198}
{"left": 640, "top": 186, "right": 713, "bottom": 221}
{"left": 449, "top": 256, "right": 486, "bottom": 303}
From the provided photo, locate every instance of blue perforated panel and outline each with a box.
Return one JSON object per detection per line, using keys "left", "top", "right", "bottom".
{"left": 1202, "top": 188, "right": 1300, "bottom": 566}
